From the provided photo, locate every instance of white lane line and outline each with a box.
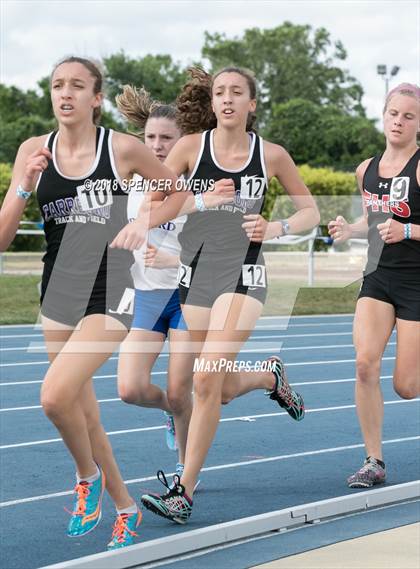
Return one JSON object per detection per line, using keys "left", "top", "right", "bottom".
{"left": 0, "top": 435, "right": 418, "bottom": 508}
{"left": 0, "top": 334, "right": 44, "bottom": 339}
{"left": 0, "top": 356, "right": 397, "bottom": 383}
{"left": 0, "top": 314, "right": 355, "bottom": 331}
{"left": 0, "top": 339, "right": 397, "bottom": 362}
{"left": 1, "top": 338, "right": 397, "bottom": 354}
{"left": 1, "top": 341, "right": 361, "bottom": 353}
{"left": 0, "top": 330, "right": 367, "bottom": 345}
{"left": 0, "top": 371, "right": 167, "bottom": 387}
{"left": 1, "top": 398, "right": 417, "bottom": 449}
{"left": 255, "top": 322, "right": 353, "bottom": 329}
{"left": 0, "top": 375, "right": 395, "bottom": 412}
{"left": 0, "top": 373, "right": 394, "bottom": 389}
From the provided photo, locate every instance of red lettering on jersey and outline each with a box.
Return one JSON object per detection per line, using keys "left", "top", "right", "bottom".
{"left": 390, "top": 200, "right": 411, "bottom": 218}
{"left": 371, "top": 193, "right": 380, "bottom": 212}
{"left": 363, "top": 189, "right": 412, "bottom": 217}
{"left": 381, "top": 194, "right": 390, "bottom": 213}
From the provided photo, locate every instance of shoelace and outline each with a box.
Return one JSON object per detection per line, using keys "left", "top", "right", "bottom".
{"left": 157, "top": 469, "right": 185, "bottom": 497}
{"left": 65, "top": 482, "right": 90, "bottom": 516}
{"left": 276, "top": 380, "right": 296, "bottom": 407}
{"left": 359, "top": 460, "right": 380, "bottom": 475}
{"left": 110, "top": 513, "right": 138, "bottom": 544}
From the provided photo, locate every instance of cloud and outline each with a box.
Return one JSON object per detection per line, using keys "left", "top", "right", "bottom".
{"left": 1, "top": 0, "right": 418, "bottom": 120}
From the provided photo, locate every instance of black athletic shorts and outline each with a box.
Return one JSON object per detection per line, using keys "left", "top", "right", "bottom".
{"left": 358, "top": 267, "right": 420, "bottom": 322}
{"left": 40, "top": 266, "right": 134, "bottom": 330}
{"left": 178, "top": 252, "right": 267, "bottom": 308}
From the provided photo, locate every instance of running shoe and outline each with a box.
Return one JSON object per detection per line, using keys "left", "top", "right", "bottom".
{"left": 141, "top": 470, "right": 193, "bottom": 524}
{"left": 171, "top": 463, "right": 201, "bottom": 492}
{"left": 265, "top": 356, "right": 305, "bottom": 421}
{"left": 164, "top": 412, "right": 178, "bottom": 451}
{"left": 347, "top": 457, "right": 386, "bottom": 488}
{"left": 107, "top": 509, "right": 142, "bottom": 550}
{"left": 67, "top": 467, "right": 105, "bottom": 537}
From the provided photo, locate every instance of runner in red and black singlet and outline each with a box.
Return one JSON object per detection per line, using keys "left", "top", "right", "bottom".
{"left": 328, "top": 83, "right": 420, "bottom": 489}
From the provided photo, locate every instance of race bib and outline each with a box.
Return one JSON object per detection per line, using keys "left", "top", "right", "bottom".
{"left": 242, "top": 264, "right": 267, "bottom": 287}
{"left": 240, "top": 175, "right": 265, "bottom": 200}
{"left": 390, "top": 177, "right": 410, "bottom": 202}
{"left": 77, "top": 180, "right": 113, "bottom": 211}
{"left": 177, "top": 263, "right": 192, "bottom": 288}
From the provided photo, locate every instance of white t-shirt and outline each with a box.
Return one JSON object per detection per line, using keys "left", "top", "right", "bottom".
{"left": 127, "top": 174, "right": 186, "bottom": 290}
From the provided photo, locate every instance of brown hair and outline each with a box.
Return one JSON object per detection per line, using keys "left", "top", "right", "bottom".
{"left": 115, "top": 85, "right": 179, "bottom": 138}
{"left": 176, "top": 66, "right": 257, "bottom": 134}
{"left": 51, "top": 56, "right": 103, "bottom": 125}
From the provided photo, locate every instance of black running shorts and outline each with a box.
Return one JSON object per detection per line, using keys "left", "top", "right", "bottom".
{"left": 358, "top": 267, "right": 420, "bottom": 322}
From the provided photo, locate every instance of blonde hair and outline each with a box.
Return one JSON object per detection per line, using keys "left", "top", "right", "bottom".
{"left": 384, "top": 82, "right": 420, "bottom": 113}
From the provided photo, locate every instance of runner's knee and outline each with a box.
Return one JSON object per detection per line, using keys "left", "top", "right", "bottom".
{"left": 393, "top": 376, "right": 419, "bottom": 400}
{"left": 355, "top": 354, "right": 381, "bottom": 385}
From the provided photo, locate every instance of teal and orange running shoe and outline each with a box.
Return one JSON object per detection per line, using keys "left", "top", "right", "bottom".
{"left": 107, "top": 509, "right": 142, "bottom": 550}
{"left": 164, "top": 412, "right": 178, "bottom": 451}
{"left": 265, "top": 356, "right": 305, "bottom": 421}
{"left": 67, "top": 468, "right": 105, "bottom": 537}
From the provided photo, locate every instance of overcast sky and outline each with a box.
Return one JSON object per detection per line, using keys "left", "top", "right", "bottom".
{"left": 1, "top": 0, "right": 419, "bottom": 122}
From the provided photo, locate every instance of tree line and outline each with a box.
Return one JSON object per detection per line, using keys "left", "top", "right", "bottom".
{"left": 1, "top": 22, "right": 384, "bottom": 172}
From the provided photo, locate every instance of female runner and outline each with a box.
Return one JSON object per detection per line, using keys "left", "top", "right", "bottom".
{"left": 0, "top": 57, "right": 185, "bottom": 548}
{"left": 136, "top": 67, "right": 320, "bottom": 523}
{"left": 116, "top": 86, "right": 195, "bottom": 479}
{"left": 329, "top": 83, "right": 420, "bottom": 488}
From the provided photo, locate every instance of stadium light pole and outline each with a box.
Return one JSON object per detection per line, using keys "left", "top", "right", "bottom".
{"left": 377, "top": 65, "right": 400, "bottom": 97}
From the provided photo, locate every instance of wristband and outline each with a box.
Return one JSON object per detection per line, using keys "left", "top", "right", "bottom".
{"left": 404, "top": 223, "right": 412, "bottom": 240}
{"left": 194, "top": 192, "right": 207, "bottom": 212}
{"left": 16, "top": 184, "right": 32, "bottom": 200}
{"left": 280, "top": 219, "right": 290, "bottom": 236}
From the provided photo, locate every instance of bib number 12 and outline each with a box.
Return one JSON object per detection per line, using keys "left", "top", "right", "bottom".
{"left": 242, "top": 264, "right": 266, "bottom": 287}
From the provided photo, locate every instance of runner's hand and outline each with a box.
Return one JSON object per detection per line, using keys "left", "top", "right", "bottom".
{"left": 328, "top": 216, "right": 352, "bottom": 243}
{"left": 21, "top": 148, "right": 52, "bottom": 192}
{"left": 242, "top": 214, "right": 276, "bottom": 242}
{"left": 203, "top": 178, "right": 235, "bottom": 208}
{"left": 377, "top": 218, "right": 405, "bottom": 244}
{"left": 110, "top": 218, "right": 147, "bottom": 250}
{"left": 144, "top": 244, "right": 179, "bottom": 268}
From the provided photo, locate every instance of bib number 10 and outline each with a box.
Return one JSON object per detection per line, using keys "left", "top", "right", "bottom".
{"left": 242, "top": 264, "right": 266, "bottom": 287}
{"left": 77, "top": 180, "right": 113, "bottom": 211}
{"left": 240, "top": 176, "right": 265, "bottom": 200}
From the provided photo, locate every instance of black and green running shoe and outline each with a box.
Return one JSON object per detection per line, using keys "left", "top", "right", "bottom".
{"left": 141, "top": 470, "right": 193, "bottom": 525}
{"left": 265, "top": 356, "right": 305, "bottom": 421}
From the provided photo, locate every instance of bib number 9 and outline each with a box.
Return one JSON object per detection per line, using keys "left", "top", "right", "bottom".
{"left": 177, "top": 263, "right": 192, "bottom": 288}
{"left": 242, "top": 264, "right": 266, "bottom": 287}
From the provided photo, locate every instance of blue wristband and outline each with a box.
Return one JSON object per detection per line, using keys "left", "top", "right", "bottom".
{"left": 16, "top": 184, "right": 32, "bottom": 200}
{"left": 194, "top": 192, "right": 206, "bottom": 212}
{"left": 404, "top": 223, "right": 412, "bottom": 239}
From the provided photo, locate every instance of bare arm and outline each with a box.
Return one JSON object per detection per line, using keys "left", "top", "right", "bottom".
{"left": 328, "top": 158, "right": 371, "bottom": 243}
{"left": 243, "top": 142, "right": 320, "bottom": 241}
{"left": 0, "top": 136, "right": 50, "bottom": 252}
{"left": 267, "top": 142, "right": 320, "bottom": 233}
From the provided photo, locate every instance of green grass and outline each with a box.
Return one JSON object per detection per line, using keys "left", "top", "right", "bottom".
{"left": 0, "top": 275, "right": 41, "bottom": 324}
{"left": 263, "top": 280, "right": 359, "bottom": 316}
{"left": 0, "top": 274, "right": 359, "bottom": 325}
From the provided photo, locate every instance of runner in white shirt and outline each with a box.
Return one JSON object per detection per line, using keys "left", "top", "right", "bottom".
{"left": 116, "top": 87, "right": 194, "bottom": 480}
